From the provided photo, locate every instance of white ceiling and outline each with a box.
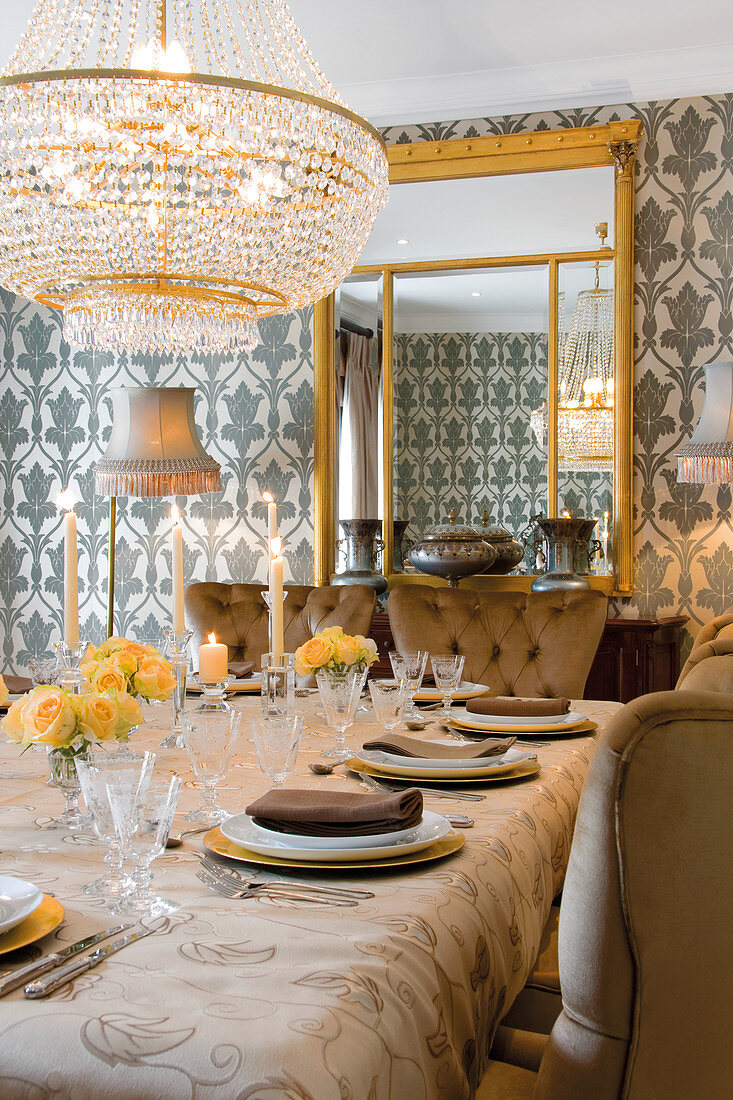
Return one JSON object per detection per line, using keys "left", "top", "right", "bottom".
{"left": 2, "top": 1, "right": 732, "bottom": 124}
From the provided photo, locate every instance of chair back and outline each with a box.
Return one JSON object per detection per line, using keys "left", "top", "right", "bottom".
{"left": 535, "top": 690, "right": 733, "bottom": 1099}
{"left": 388, "top": 585, "right": 607, "bottom": 698}
{"left": 185, "top": 582, "right": 376, "bottom": 668}
{"left": 677, "top": 608, "right": 733, "bottom": 689}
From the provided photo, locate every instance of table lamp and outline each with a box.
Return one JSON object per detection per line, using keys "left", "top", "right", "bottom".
{"left": 677, "top": 362, "right": 733, "bottom": 484}
{"left": 94, "top": 386, "right": 222, "bottom": 637}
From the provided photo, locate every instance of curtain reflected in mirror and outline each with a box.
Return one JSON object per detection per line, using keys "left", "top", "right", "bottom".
{"left": 393, "top": 265, "right": 550, "bottom": 573}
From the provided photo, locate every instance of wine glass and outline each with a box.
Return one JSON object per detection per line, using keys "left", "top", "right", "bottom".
{"left": 76, "top": 750, "right": 154, "bottom": 900}
{"left": 182, "top": 709, "right": 241, "bottom": 824}
{"left": 368, "top": 679, "right": 408, "bottom": 731}
{"left": 430, "top": 654, "right": 466, "bottom": 717}
{"left": 106, "top": 773, "right": 182, "bottom": 918}
{"left": 315, "top": 666, "right": 368, "bottom": 760}
{"left": 250, "top": 716, "right": 304, "bottom": 788}
{"left": 389, "top": 650, "right": 429, "bottom": 719}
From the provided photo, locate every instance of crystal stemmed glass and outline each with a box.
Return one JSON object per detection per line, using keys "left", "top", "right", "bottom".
{"left": 368, "top": 679, "right": 408, "bottom": 731}
{"left": 105, "top": 773, "right": 182, "bottom": 919}
{"left": 315, "top": 666, "right": 368, "bottom": 760}
{"left": 28, "top": 655, "right": 60, "bottom": 687}
{"left": 430, "top": 654, "right": 466, "bottom": 717}
{"left": 182, "top": 710, "right": 242, "bottom": 824}
{"left": 389, "top": 651, "right": 429, "bottom": 719}
{"left": 250, "top": 716, "right": 305, "bottom": 788}
{"left": 76, "top": 751, "right": 154, "bottom": 899}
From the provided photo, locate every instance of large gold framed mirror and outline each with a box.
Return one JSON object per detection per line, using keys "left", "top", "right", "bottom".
{"left": 314, "top": 120, "right": 641, "bottom": 597}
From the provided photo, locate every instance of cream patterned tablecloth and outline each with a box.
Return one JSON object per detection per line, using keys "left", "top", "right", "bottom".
{"left": 0, "top": 696, "right": 622, "bottom": 1100}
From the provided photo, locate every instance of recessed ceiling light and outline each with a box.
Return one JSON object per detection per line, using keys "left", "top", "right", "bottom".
{"left": 397, "top": 238, "right": 409, "bottom": 245}
{"left": 471, "top": 291, "right": 481, "bottom": 297}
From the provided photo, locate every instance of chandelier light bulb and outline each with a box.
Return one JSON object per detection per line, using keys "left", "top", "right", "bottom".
{"left": 0, "top": 0, "right": 389, "bottom": 353}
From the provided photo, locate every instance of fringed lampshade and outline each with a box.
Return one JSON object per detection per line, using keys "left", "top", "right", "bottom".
{"left": 677, "top": 362, "right": 733, "bottom": 484}
{"left": 94, "top": 386, "right": 221, "bottom": 636}
{"left": 95, "top": 387, "right": 221, "bottom": 497}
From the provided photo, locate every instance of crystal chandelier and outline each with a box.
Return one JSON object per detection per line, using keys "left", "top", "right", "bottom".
{"left": 531, "top": 226, "right": 614, "bottom": 471}
{"left": 0, "top": 0, "right": 389, "bottom": 353}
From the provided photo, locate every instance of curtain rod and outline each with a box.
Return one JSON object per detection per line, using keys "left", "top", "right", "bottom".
{"left": 337, "top": 317, "right": 375, "bottom": 339}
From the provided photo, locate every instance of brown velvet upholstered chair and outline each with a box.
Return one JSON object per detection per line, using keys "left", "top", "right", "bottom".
{"left": 388, "top": 586, "right": 607, "bottom": 698}
{"left": 184, "top": 582, "right": 376, "bottom": 670}
{"left": 676, "top": 607, "right": 733, "bottom": 693}
{"left": 477, "top": 689, "right": 733, "bottom": 1099}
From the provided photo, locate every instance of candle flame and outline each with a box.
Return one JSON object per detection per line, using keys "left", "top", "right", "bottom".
{"left": 262, "top": 491, "right": 275, "bottom": 504}
{"left": 561, "top": 509, "right": 571, "bottom": 518}
{"left": 208, "top": 632, "right": 217, "bottom": 645}
{"left": 170, "top": 504, "right": 180, "bottom": 523}
{"left": 271, "top": 536, "right": 283, "bottom": 557}
{"left": 56, "top": 488, "right": 75, "bottom": 512}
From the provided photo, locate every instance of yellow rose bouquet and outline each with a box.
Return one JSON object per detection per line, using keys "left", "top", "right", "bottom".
{"left": 82, "top": 637, "right": 176, "bottom": 703}
{"left": 294, "top": 626, "right": 378, "bottom": 677}
{"left": 2, "top": 684, "right": 144, "bottom": 756}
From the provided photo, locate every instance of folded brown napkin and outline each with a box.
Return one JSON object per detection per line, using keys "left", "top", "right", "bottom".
{"left": 362, "top": 733, "right": 516, "bottom": 759}
{"left": 228, "top": 660, "right": 254, "bottom": 679}
{"left": 466, "top": 695, "right": 570, "bottom": 718}
{"left": 2, "top": 675, "right": 32, "bottom": 694}
{"left": 245, "top": 787, "right": 423, "bottom": 837}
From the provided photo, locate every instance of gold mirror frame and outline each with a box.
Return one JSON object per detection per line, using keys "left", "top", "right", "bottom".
{"left": 314, "top": 120, "right": 642, "bottom": 597}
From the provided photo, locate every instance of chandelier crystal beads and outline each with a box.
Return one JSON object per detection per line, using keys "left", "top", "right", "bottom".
{"left": 0, "top": 0, "right": 389, "bottom": 352}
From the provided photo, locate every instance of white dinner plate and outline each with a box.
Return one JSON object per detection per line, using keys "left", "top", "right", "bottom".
{"left": 349, "top": 746, "right": 536, "bottom": 780}
{"left": 414, "top": 681, "right": 489, "bottom": 703}
{"left": 0, "top": 876, "right": 43, "bottom": 936}
{"left": 448, "top": 711, "right": 590, "bottom": 734}
{"left": 461, "top": 709, "right": 586, "bottom": 727}
{"left": 219, "top": 810, "right": 452, "bottom": 862}
{"left": 359, "top": 741, "right": 522, "bottom": 771}
{"left": 247, "top": 815, "right": 423, "bottom": 850}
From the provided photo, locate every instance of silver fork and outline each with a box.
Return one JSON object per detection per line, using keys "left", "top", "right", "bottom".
{"left": 197, "top": 869, "right": 358, "bottom": 907}
{"left": 357, "top": 771, "right": 486, "bottom": 802}
{"left": 199, "top": 856, "right": 375, "bottom": 901}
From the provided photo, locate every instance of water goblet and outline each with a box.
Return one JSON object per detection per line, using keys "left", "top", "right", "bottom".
{"left": 315, "top": 666, "right": 368, "bottom": 760}
{"left": 76, "top": 751, "right": 154, "bottom": 899}
{"left": 182, "top": 709, "right": 241, "bottom": 824}
{"left": 368, "top": 679, "right": 408, "bottom": 731}
{"left": 250, "top": 716, "right": 305, "bottom": 788}
{"left": 389, "top": 650, "right": 429, "bottom": 719}
{"left": 430, "top": 654, "right": 466, "bottom": 717}
{"left": 106, "top": 772, "right": 182, "bottom": 918}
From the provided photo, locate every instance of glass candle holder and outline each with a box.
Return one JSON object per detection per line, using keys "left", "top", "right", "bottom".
{"left": 260, "top": 589, "right": 288, "bottom": 654}
{"left": 261, "top": 652, "right": 295, "bottom": 717}
{"left": 160, "top": 628, "right": 193, "bottom": 747}
{"left": 55, "top": 640, "right": 90, "bottom": 695}
{"left": 192, "top": 675, "right": 233, "bottom": 712}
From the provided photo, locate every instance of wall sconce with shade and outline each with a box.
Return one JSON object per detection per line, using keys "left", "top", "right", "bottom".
{"left": 94, "top": 386, "right": 221, "bottom": 637}
{"left": 677, "top": 362, "right": 733, "bottom": 484}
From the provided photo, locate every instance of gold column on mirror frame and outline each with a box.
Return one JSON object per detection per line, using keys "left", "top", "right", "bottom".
{"left": 381, "top": 271, "right": 394, "bottom": 580}
{"left": 611, "top": 139, "right": 636, "bottom": 597}
{"left": 313, "top": 294, "right": 337, "bottom": 585}
{"left": 547, "top": 260, "right": 559, "bottom": 514}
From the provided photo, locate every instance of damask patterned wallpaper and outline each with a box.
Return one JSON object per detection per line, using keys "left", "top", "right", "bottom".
{"left": 385, "top": 94, "right": 733, "bottom": 644}
{"left": 1, "top": 92, "right": 732, "bottom": 667}
{"left": 0, "top": 297, "right": 314, "bottom": 669}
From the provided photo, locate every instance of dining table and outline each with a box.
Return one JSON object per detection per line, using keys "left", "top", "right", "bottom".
{"left": 0, "top": 693, "right": 622, "bottom": 1100}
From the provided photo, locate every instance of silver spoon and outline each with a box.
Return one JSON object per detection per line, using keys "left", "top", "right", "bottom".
{"left": 165, "top": 824, "right": 212, "bottom": 849}
{"left": 309, "top": 760, "right": 344, "bottom": 776}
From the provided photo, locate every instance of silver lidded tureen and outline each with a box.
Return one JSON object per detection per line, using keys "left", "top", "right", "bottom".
{"left": 408, "top": 511, "right": 496, "bottom": 586}
{"left": 474, "top": 510, "right": 525, "bottom": 575}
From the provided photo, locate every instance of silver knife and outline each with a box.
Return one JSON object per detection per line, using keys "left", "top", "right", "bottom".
{"left": 0, "top": 924, "right": 131, "bottom": 997}
{"left": 24, "top": 927, "right": 154, "bottom": 999}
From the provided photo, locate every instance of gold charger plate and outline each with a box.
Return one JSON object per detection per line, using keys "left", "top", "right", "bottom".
{"left": 414, "top": 683, "right": 491, "bottom": 703}
{"left": 447, "top": 716, "right": 598, "bottom": 736}
{"left": 203, "top": 826, "right": 465, "bottom": 871}
{"left": 354, "top": 759, "right": 541, "bottom": 785}
{"left": 188, "top": 680, "right": 261, "bottom": 694}
{"left": 0, "top": 895, "right": 64, "bottom": 955}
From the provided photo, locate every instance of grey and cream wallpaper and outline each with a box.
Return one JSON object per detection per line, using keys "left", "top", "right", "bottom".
{"left": 1, "top": 92, "right": 732, "bottom": 666}
{"left": 0, "top": 298, "right": 314, "bottom": 668}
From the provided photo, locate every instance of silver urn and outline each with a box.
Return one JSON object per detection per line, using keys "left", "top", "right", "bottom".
{"left": 475, "top": 510, "right": 525, "bottom": 575}
{"left": 408, "top": 511, "right": 496, "bottom": 587}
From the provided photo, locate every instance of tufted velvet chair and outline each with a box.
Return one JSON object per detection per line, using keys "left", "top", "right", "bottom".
{"left": 388, "top": 586, "right": 607, "bottom": 698}
{"left": 184, "top": 583, "right": 376, "bottom": 674}
{"left": 478, "top": 689, "right": 733, "bottom": 1099}
{"left": 676, "top": 607, "right": 733, "bottom": 693}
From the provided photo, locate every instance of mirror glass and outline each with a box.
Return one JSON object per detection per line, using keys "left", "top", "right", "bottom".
{"left": 393, "top": 264, "right": 549, "bottom": 571}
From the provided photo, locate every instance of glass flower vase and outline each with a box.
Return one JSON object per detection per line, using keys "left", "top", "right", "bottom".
{"left": 315, "top": 665, "right": 368, "bottom": 760}
{"left": 43, "top": 743, "right": 92, "bottom": 831}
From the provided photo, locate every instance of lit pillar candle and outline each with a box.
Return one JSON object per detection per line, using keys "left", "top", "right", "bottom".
{"left": 170, "top": 505, "right": 186, "bottom": 635}
{"left": 56, "top": 489, "right": 79, "bottom": 647}
{"left": 262, "top": 491, "right": 278, "bottom": 544}
{"left": 199, "top": 632, "right": 228, "bottom": 681}
{"left": 269, "top": 536, "right": 285, "bottom": 660}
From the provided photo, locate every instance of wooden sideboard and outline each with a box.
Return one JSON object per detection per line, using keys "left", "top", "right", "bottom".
{"left": 369, "top": 612, "right": 688, "bottom": 704}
